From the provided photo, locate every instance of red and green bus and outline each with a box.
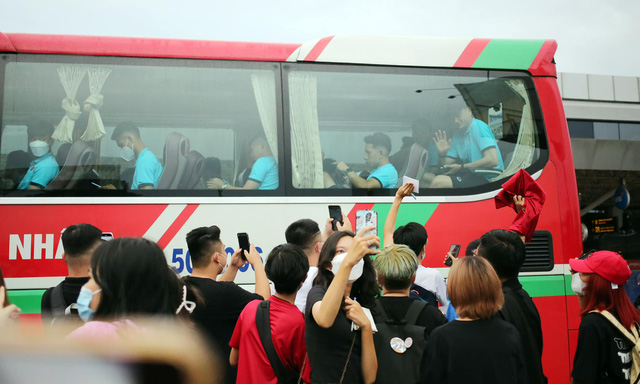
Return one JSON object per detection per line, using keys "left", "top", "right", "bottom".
{"left": 0, "top": 33, "right": 582, "bottom": 382}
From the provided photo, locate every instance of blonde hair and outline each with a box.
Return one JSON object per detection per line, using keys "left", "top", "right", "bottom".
{"left": 373, "top": 244, "right": 419, "bottom": 290}
{"left": 447, "top": 257, "right": 504, "bottom": 320}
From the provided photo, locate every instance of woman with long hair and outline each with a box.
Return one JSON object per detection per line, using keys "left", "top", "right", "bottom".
{"left": 305, "top": 229, "right": 380, "bottom": 384}
{"left": 421, "top": 256, "right": 524, "bottom": 384}
{"left": 570, "top": 250, "right": 640, "bottom": 384}
{"left": 68, "top": 237, "right": 193, "bottom": 339}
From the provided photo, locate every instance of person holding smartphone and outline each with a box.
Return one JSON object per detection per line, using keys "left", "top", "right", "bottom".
{"left": 183, "top": 225, "right": 270, "bottom": 384}
{"left": 305, "top": 228, "right": 380, "bottom": 384}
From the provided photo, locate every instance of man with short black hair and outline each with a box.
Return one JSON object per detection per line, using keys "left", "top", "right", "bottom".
{"left": 326, "top": 132, "right": 398, "bottom": 189}
{"left": 18, "top": 120, "right": 59, "bottom": 190}
{"left": 184, "top": 225, "right": 270, "bottom": 384}
{"left": 477, "top": 229, "right": 547, "bottom": 384}
{"left": 41, "top": 223, "right": 102, "bottom": 326}
{"left": 111, "top": 121, "right": 162, "bottom": 190}
{"left": 230, "top": 244, "right": 311, "bottom": 384}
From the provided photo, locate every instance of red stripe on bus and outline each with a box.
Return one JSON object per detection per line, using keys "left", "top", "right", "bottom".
{"left": 453, "top": 38, "right": 491, "bottom": 68}
{"left": 304, "top": 36, "right": 335, "bottom": 62}
{"left": 156, "top": 204, "right": 199, "bottom": 249}
{"left": 528, "top": 40, "right": 558, "bottom": 77}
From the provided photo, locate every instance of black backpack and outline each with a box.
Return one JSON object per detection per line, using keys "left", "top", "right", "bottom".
{"left": 373, "top": 299, "right": 427, "bottom": 384}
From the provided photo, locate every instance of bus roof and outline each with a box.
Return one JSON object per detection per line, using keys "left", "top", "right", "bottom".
{"left": 0, "top": 33, "right": 557, "bottom": 76}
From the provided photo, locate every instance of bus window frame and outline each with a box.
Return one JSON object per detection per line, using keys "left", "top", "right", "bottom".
{"left": 281, "top": 62, "right": 549, "bottom": 198}
{"left": 0, "top": 53, "right": 286, "bottom": 198}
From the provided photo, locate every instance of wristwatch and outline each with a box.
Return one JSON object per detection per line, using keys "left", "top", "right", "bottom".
{"left": 344, "top": 167, "right": 353, "bottom": 174}
{"left": 221, "top": 182, "right": 228, "bottom": 190}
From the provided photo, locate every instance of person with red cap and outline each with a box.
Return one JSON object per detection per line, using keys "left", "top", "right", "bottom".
{"left": 570, "top": 250, "right": 640, "bottom": 384}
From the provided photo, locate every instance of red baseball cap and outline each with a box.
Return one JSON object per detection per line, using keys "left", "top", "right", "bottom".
{"left": 569, "top": 250, "right": 631, "bottom": 285}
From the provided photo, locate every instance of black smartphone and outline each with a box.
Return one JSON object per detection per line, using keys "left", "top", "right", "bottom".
{"left": 445, "top": 244, "right": 461, "bottom": 267}
{"left": 237, "top": 232, "right": 250, "bottom": 261}
{"left": 329, "top": 205, "right": 343, "bottom": 231}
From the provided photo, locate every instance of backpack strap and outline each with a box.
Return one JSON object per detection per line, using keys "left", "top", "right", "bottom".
{"left": 403, "top": 300, "right": 427, "bottom": 326}
{"left": 591, "top": 310, "right": 638, "bottom": 345}
{"left": 374, "top": 299, "right": 389, "bottom": 323}
{"left": 255, "top": 300, "right": 296, "bottom": 383}
{"left": 50, "top": 284, "right": 67, "bottom": 319}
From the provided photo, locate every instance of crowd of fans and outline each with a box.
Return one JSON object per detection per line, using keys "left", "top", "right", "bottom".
{"left": 1, "top": 181, "right": 638, "bottom": 384}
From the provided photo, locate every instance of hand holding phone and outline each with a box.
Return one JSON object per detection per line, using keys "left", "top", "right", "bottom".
{"left": 444, "top": 244, "right": 461, "bottom": 267}
{"left": 356, "top": 210, "right": 378, "bottom": 249}
{"left": 329, "top": 205, "right": 343, "bottom": 231}
{"left": 237, "top": 233, "right": 250, "bottom": 261}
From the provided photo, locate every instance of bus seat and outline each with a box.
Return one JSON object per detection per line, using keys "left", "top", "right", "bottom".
{"left": 157, "top": 132, "right": 190, "bottom": 190}
{"left": 395, "top": 143, "right": 428, "bottom": 187}
{"left": 178, "top": 150, "right": 205, "bottom": 189}
{"left": 46, "top": 140, "right": 97, "bottom": 190}
{"left": 55, "top": 143, "right": 72, "bottom": 166}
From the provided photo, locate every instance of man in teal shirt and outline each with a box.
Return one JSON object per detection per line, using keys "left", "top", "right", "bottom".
{"left": 430, "top": 106, "right": 503, "bottom": 189}
{"left": 328, "top": 132, "right": 398, "bottom": 189}
{"left": 111, "top": 122, "right": 162, "bottom": 190}
{"left": 207, "top": 135, "right": 278, "bottom": 191}
{"left": 18, "top": 121, "right": 59, "bottom": 190}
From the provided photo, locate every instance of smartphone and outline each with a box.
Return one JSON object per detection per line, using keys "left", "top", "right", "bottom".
{"left": 356, "top": 210, "right": 378, "bottom": 248}
{"left": 329, "top": 205, "right": 343, "bottom": 231}
{"left": 445, "top": 244, "right": 461, "bottom": 267}
{"left": 237, "top": 232, "right": 250, "bottom": 261}
{"left": 101, "top": 232, "right": 114, "bottom": 241}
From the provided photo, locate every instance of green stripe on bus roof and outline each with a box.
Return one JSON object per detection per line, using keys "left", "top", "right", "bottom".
{"left": 7, "top": 290, "right": 45, "bottom": 315}
{"left": 373, "top": 203, "right": 439, "bottom": 247}
{"left": 472, "top": 39, "right": 546, "bottom": 71}
{"left": 520, "top": 275, "right": 566, "bottom": 297}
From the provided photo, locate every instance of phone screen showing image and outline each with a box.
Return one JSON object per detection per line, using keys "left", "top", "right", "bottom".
{"left": 356, "top": 210, "right": 377, "bottom": 248}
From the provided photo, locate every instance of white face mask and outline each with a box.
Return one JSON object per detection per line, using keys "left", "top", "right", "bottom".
{"left": 571, "top": 273, "right": 588, "bottom": 296}
{"left": 216, "top": 252, "right": 228, "bottom": 275}
{"left": 331, "top": 252, "right": 364, "bottom": 283}
{"left": 120, "top": 139, "right": 135, "bottom": 161}
{"left": 29, "top": 140, "right": 49, "bottom": 157}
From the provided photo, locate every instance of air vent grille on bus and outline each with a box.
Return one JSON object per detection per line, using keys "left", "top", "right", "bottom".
{"left": 521, "top": 230, "right": 554, "bottom": 272}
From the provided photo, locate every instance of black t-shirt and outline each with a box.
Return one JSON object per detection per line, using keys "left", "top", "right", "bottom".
{"left": 572, "top": 311, "right": 634, "bottom": 384}
{"left": 499, "top": 278, "right": 547, "bottom": 384}
{"left": 184, "top": 276, "right": 263, "bottom": 384}
{"left": 305, "top": 285, "right": 363, "bottom": 384}
{"left": 421, "top": 317, "right": 525, "bottom": 384}
{"left": 375, "top": 296, "right": 447, "bottom": 338}
{"left": 40, "top": 277, "right": 90, "bottom": 320}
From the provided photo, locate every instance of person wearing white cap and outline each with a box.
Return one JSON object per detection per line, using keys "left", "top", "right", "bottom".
{"left": 570, "top": 250, "right": 640, "bottom": 384}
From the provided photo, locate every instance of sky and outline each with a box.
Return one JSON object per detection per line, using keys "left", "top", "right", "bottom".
{"left": 1, "top": 0, "right": 639, "bottom": 77}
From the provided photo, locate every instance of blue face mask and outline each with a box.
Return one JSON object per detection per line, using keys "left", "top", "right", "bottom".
{"left": 77, "top": 286, "right": 101, "bottom": 322}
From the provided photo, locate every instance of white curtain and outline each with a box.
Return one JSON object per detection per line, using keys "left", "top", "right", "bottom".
{"left": 53, "top": 66, "right": 87, "bottom": 143}
{"left": 81, "top": 67, "right": 112, "bottom": 141}
{"left": 288, "top": 72, "right": 323, "bottom": 188}
{"left": 493, "top": 79, "right": 536, "bottom": 181}
{"left": 251, "top": 73, "right": 278, "bottom": 160}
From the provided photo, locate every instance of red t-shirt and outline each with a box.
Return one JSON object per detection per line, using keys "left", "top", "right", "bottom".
{"left": 229, "top": 296, "right": 311, "bottom": 384}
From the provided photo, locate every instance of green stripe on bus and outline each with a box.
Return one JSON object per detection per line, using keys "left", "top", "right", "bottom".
{"left": 472, "top": 40, "right": 546, "bottom": 70}
{"left": 7, "top": 290, "right": 45, "bottom": 315}
{"left": 520, "top": 275, "right": 566, "bottom": 297}
{"left": 372, "top": 203, "right": 439, "bottom": 247}
{"left": 564, "top": 274, "right": 578, "bottom": 296}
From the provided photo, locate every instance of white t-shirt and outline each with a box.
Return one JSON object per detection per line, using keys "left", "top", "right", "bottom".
{"left": 295, "top": 266, "right": 319, "bottom": 313}
{"left": 414, "top": 265, "right": 448, "bottom": 311}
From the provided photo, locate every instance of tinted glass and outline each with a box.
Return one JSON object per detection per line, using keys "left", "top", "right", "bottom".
{"left": 285, "top": 65, "right": 547, "bottom": 194}
{"left": 0, "top": 56, "right": 280, "bottom": 193}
